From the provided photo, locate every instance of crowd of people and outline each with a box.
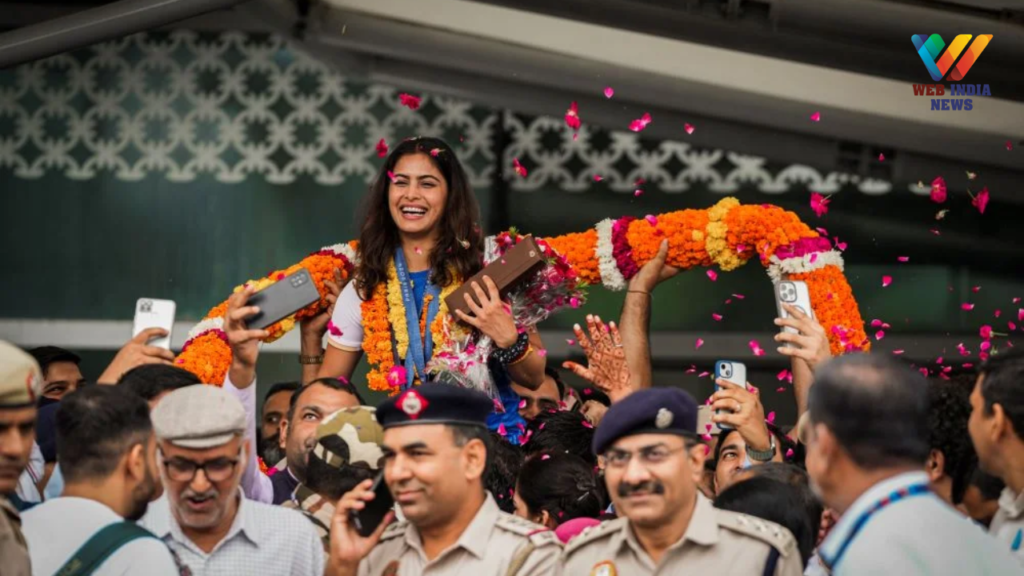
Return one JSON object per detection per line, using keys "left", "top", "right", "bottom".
{"left": 2, "top": 136, "right": 1023, "bottom": 576}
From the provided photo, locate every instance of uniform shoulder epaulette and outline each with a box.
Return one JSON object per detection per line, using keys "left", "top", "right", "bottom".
{"left": 495, "top": 511, "right": 555, "bottom": 542}
{"left": 380, "top": 520, "right": 409, "bottom": 541}
{"left": 563, "top": 518, "right": 625, "bottom": 556}
{"left": 716, "top": 510, "right": 797, "bottom": 556}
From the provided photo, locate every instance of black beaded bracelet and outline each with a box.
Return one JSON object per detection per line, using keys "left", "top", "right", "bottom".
{"left": 491, "top": 332, "right": 530, "bottom": 366}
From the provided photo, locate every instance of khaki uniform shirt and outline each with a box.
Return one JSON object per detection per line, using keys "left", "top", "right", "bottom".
{"left": 560, "top": 493, "right": 802, "bottom": 576}
{"left": 358, "top": 494, "right": 561, "bottom": 576}
{"left": 284, "top": 484, "right": 335, "bottom": 552}
{"left": 990, "top": 487, "right": 1024, "bottom": 565}
{"left": 0, "top": 496, "right": 31, "bottom": 576}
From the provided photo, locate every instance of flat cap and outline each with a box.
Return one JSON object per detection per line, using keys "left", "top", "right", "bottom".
{"left": 0, "top": 340, "right": 42, "bottom": 408}
{"left": 376, "top": 383, "right": 492, "bottom": 429}
{"left": 312, "top": 407, "right": 385, "bottom": 470}
{"left": 152, "top": 384, "right": 246, "bottom": 449}
{"left": 592, "top": 387, "right": 699, "bottom": 455}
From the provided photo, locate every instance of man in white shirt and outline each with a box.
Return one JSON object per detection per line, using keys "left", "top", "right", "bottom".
{"left": 805, "top": 354, "right": 1022, "bottom": 576}
{"left": 969, "top": 348, "right": 1024, "bottom": 563}
{"left": 22, "top": 386, "right": 179, "bottom": 576}
{"left": 143, "top": 384, "right": 324, "bottom": 575}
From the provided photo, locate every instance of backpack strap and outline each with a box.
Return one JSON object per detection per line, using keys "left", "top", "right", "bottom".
{"left": 56, "top": 522, "right": 158, "bottom": 576}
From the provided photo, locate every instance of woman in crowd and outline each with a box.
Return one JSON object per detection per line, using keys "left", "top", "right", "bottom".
{"left": 514, "top": 452, "right": 606, "bottom": 538}
{"left": 317, "top": 137, "right": 546, "bottom": 440}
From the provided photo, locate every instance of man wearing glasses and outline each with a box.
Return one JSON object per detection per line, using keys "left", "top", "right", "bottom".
{"left": 142, "top": 385, "right": 324, "bottom": 575}
{"left": 560, "top": 387, "right": 804, "bottom": 576}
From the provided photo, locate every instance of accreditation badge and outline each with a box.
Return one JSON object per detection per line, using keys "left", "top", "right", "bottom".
{"left": 590, "top": 561, "right": 617, "bottom": 576}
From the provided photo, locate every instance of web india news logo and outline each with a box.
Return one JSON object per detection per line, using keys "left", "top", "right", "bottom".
{"left": 911, "top": 34, "right": 993, "bottom": 111}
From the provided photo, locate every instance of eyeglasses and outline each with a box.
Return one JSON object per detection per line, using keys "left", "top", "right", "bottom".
{"left": 162, "top": 451, "right": 241, "bottom": 483}
{"left": 602, "top": 445, "right": 690, "bottom": 469}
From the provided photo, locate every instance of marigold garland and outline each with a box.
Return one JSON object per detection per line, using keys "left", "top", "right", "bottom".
{"left": 385, "top": 260, "right": 410, "bottom": 362}
{"left": 179, "top": 199, "right": 868, "bottom": 385}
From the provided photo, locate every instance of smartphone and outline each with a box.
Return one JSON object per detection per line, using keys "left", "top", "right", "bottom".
{"left": 714, "top": 360, "right": 747, "bottom": 431}
{"left": 350, "top": 472, "right": 395, "bottom": 537}
{"left": 775, "top": 280, "right": 815, "bottom": 347}
{"left": 133, "top": 298, "right": 176, "bottom": 350}
{"left": 245, "top": 268, "right": 321, "bottom": 330}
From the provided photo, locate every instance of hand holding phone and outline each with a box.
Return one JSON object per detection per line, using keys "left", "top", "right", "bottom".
{"left": 349, "top": 472, "right": 395, "bottom": 537}
{"left": 133, "top": 298, "right": 176, "bottom": 350}
{"left": 774, "top": 280, "right": 815, "bottom": 347}
{"left": 713, "top": 360, "right": 747, "bottom": 431}
{"left": 332, "top": 477, "right": 396, "bottom": 567}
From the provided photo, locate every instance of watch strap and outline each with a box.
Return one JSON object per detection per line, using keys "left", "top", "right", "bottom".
{"left": 746, "top": 433, "right": 776, "bottom": 462}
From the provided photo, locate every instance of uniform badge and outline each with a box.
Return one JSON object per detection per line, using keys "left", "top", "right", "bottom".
{"left": 590, "top": 561, "right": 617, "bottom": 576}
{"left": 382, "top": 560, "right": 400, "bottom": 576}
{"left": 398, "top": 389, "right": 428, "bottom": 420}
{"left": 654, "top": 407, "right": 673, "bottom": 429}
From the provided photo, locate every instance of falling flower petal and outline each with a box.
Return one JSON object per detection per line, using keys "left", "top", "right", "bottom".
{"left": 684, "top": 123, "right": 695, "bottom": 135}
{"left": 981, "top": 325, "right": 994, "bottom": 339}
{"left": 645, "top": 214, "right": 658, "bottom": 227}
{"left": 1007, "top": 140, "right": 1014, "bottom": 151}
{"left": 698, "top": 371, "right": 710, "bottom": 378}
{"left": 996, "top": 310, "right": 1002, "bottom": 318}
{"left": 898, "top": 256, "right": 909, "bottom": 262}
{"left": 518, "top": 399, "right": 526, "bottom": 409}
{"left": 962, "top": 303, "right": 976, "bottom": 311}
{"left": 593, "top": 174, "right": 603, "bottom": 182}
{"left": 513, "top": 157, "right": 527, "bottom": 178}
{"left": 536, "top": 349, "right": 548, "bottom": 358}
{"left": 981, "top": 341, "right": 992, "bottom": 352}
{"left": 387, "top": 365, "right": 407, "bottom": 386}
{"left": 570, "top": 297, "right": 581, "bottom": 309}
{"left": 893, "top": 350, "right": 905, "bottom": 355}
{"left": 430, "top": 148, "right": 440, "bottom": 157}
{"left": 809, "top": 253, "right": 819, "bottom": 264}
{"left": 785, "top": 448, "right": 795, "bottom": 459}
{"left": 766, "top": 412, "right": 776, "bottom": 425}
{"left": 815, "top": 227, "right": 829, "bottom": 236}
{"left": 497, "top": 424, "right": 508, "bottom": 437}
{"left": 398, "top": 93, "right": 421, "bottom": 110}
{"left": 414, "top": 246, "right": 422, "bottom": 254}
{"left": 810, "top": 111, "right": 821, "bottom": 122}
{"left": 707, "top": 270, "right": 718, "bottom": 282}
{"left": 882, "top": 276, "right": 893, "bottom": 287}
{"left": 603, "top": 86, "right": 614, "bottom": 98}
{"left": 327, "top": 319, "right": 343, "bottom": 338}
{"left": 1010, "top": 322, "right": 1018, "bottom": 331}
{"left": 695, "top": 338, "right": 705, "bottom": 350}
{"left": 776, "top": 387, "right": 786, "bottom": 393}
{"left": 582, "top": 421, "right": 594, "bottom": 429}
{"left": 878, "top": 153, "right": 885, "bottom": 161}
{"left": 972, "top": 286, "right": 982, "bottom": 293}
{"left": 733, "top": 294, "right": 746, "bottom": 300}
{"left": 634, "top": 189, "right": 643, "bottom": 197}
{"left": 834, "top": 237, "right": 848, "bottom": 251}
{"left": 564, "top": 101, "right": 581, "bottom": 132}
{"left": 629, "top": 112, "right": 652, "bottom": 132}
{"left": 967, "top": 171, "right": 977, "bottom": 180}
{"left": 930, "top": 176, "right": 947, "bottom": 203}
{"left": 712, "top": 313, "right": 723, "bottom": 321}
{"left": 1019, "top": 308, "right": 1024, "bottom": 321}
{"left": 777, "top": 369, "right": 793, "bottom": 383}
{"left": 1015, "top": 297, "right": 1022, "bottom": 304}
{"left": 875, "top": 330, "right": 885, "bottom": 341}
{"left": 810, "top": 192, "right": 830, "bottom": 218}
{"left": 871, "top": 319, "right": 883, "bottom": 328}
{"left": 973, "top": 187, "right": 990, "bottom": 214}
{"left": 375, "top": 138, "right": 388, "bottom": 158}
{"left": 387, "top": 170, "right": 397, "bottom": 183}
{"left": 566, "top": 339, "right": 576, "bottom": 346}
{"left": 930, "top": 229, "right": 942, "bottom": 235}
{"left": 749, "top": 340, "right": 765, "bottom": 356}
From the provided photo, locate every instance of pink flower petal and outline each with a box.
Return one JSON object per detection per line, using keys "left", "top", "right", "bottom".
{"left": 634, "top": 189, "right": 643, "bottom": 197}
{"left": 785, "top": 448, "right": 794, "bottom": 459}
{"left": 564, "top": 101, "right": 581, "bottom": 132}
{"left": 698, "top": 371, "right": 710, "bottom": 378}
{"left": 875, "top": 330, "right": 885, "bottom": 341}
{"left": 733, "top": 294, "right": 746, "bottom": 300}
{"left": 815, "top": 227, "right": 829, "bottom": 236}
{"left": 972, "top": 187, "right": 990, "bottom": 215}
{"left": 684, "top": 123, "right": 695, "bottom": 135}
{"left": 930, "top": 228, "right": 942, "bottom": 236}
{"left": 766, "top": 412, "right": 776, "bottom": 425}
{"left": 712, "top": 313, "right": 723, "bottom": 322}
{"left": 387, "top": 365, "right": 407, "bottom": 386}
{"left": 536, "top": 349, "right": 548, "bottom": 358}
{"left": 707, "top": 270, "right": 718, "bottom": 282}
{"left": 810, "top": 111, "right": 821, "bottom": 122}
{"left": 749, "top": 340, "right": 765, "bottom": 357}
{"left": 518, "top": 399, "right": 526, "bottom": 409}
{"left": 566, "top": 339, "right": 576, "bottom": 346}
{"left": 695, "top": 338, "right": 705, "bottom": 350}
{"left": 513, "top": 157, "right": 528, "bottom": 178}
{"left": 398, "top": 93, "right": 421, "bottom": 110}
{"left": 882, "top": 275, "right": 893, "bottom": 288}
{"left": 645, "top": 214, "right": 658, "bottom": 227}
{"left": 1019, "top": 308, "right": 1024, "bottom": 321}
{"left": 375, "top": 138, "right": 388, "bottom": 158}
{"left": 387, "top": 170, "right": 397, "bottom": 183}
{"left": 878, "top": 153, "right": 885, "bottom": 161}
{"left": 930, "top": 176, "right": 947, "bottom": 203}
{"left": 1009, "top": 322, "right": 1018, "bottom": 331}
{"left": 498, "top": 424, "right": 508, "bottom": 437}
{"left": 604, "top": 87, "right": 614, "bottom": 99}
{"left": 1007, "top": 140, "right": 1014, "bottom": 151}
{"left": 972, "top": 286, "right": 981, "bottom": 293}
{"left": 593, "top": 174, "right": 603, "bottom": 182}
{"left": 776, "top": 387, "right": 786, "bottom": 393}
{"left": 995, "top": 310, "right": 1002, "bottom": 318}
{"left": 981, "top": 341, "right": 992, "bottom": 352}
{"left": 570, "top": 297, "right": 581, "bottom": 309}
{"left": 809, "top": 253, "right": 819, "bottom": 264}
{"left": 1016, "top": 297, "right": 1022, "bottom": 304}
{"left": 980, "top": 325, "right": 993, "bottom": 339}
{"left": 582, "top": 421, "right": 594, "bottom": 429}
{"left": 871, "top": 319, "right": 883, "bottom": 328}
{"left": 893, "top": 350, "right": 905, "bottom": 355}
{"left": 962, "top": 303, "right": 976, "bottom": 311}
{"left": 777, "top": 369, "right": 793, "bottom": 383}
{"left": 898, "top": 256, "right": 909, "bottom": 262}
{"left": 810, "top": 192, "right": 830, "bottom": 218}
{"left": 430, "top": 148, "right": 440, "bottom": 157}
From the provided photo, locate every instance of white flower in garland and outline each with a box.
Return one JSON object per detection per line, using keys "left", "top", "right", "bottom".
{"left": 320, "top": 243, "right": 360, "bottom": 266}
{"left": 185, "top": 317, "right": 224, "bottom": 342}
{"left": 766, "top": 250, "right": 845, "bottom": 284}
{"left": 594, "top": 218, "right": 627, "bottom": 291}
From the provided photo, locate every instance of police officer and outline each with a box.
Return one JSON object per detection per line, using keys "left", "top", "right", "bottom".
{"left": 0, "top": 340, "right": 43, "bottom": 576}
{"left": 327, "top": 383, "right": 561, "bottom": 576}
{"left": 285, "top": 406, "right": 386, "bottom": 551}
{"left": 560, "top": 387, "right": 802, "bottom": 576}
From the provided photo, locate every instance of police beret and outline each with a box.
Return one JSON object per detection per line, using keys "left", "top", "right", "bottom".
{"left": 592, "top": 387, "right": 699, "bottom": 455}
{"left": 152, "top": 384, "right": 246, "bottom": 448}
{"left": 312, "top": 407, "right": 385, "bottom": 470}
{"left": 0, "top": 340, "right": 42, "bottom": 408}
{"left": 376, "top": 383, "right": 493, "bottom": 429}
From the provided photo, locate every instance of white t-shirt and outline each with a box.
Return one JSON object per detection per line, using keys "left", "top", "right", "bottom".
{"left": 21, "top": 496, "right": 180, "bottom": 576}
{"left": 327, "top": 280, "right": 365, "bottom": 351}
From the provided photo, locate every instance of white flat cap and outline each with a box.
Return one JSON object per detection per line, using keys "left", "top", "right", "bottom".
{"left": 152, "top": 384, "right": 246, "bottom": 449}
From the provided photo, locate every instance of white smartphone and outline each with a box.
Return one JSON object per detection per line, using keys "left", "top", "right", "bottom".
{"left": 714, "top": 360, "right": 747, "bottom": 431}
{"left": 133, "top": 298, "right": 176, "bottom": 350}
{"left": 775, "top": 280, "right": 815, "bottom": 346}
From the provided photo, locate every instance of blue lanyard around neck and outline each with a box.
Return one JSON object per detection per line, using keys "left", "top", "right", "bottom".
{"left": 392, "top": 248, "right": 441, "bottom": 390}
{"left": 823, "top": 483, "right": 931, "bottom": 570}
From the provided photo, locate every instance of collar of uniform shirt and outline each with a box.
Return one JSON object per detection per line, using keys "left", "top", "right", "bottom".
{"left": 998, "top": 486, "right": 1024, "bottom": 520}
{"left": 818, "top": 471, "right": 930, "bottom": 563}
{"left": 404, "top": 493, "right": 499, "bottom": 560}
{"left": 146, "top": 490, "right": 263, "bottom": 550}
{"left": 615, "top": 491, "right": 720, "bottom": 557}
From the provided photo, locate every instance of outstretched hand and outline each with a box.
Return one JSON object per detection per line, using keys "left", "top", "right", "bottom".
{"left": 774, "top": 303, "right": 832, "bottom": 373}
{"left": 562, "top": 315, "right": 634, "bottom": 403}
{"left": 628, "top": 240, "right": 680, "bottom": 293}
{"left": 96, "top": 328, "right": 175, "bottom": 384}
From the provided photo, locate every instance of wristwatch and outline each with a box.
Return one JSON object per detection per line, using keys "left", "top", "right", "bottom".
{"left": 746, "top": 433, "right": 776, "bottom": 462}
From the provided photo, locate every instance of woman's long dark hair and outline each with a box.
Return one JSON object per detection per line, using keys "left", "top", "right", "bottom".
{"left": 516, "top": 452, "right": 606, "bottom": 525}
{"left": 354, "top": 137, "right": 483, "bottom": 299}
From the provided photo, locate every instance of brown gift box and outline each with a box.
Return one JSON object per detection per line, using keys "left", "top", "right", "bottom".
{"left": 445, "top": 236, "right": 547, "bottom": 319}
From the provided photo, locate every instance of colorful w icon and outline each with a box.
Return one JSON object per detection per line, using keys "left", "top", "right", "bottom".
{"left": 912, "top": 34, "right": 993, "bottom": 81}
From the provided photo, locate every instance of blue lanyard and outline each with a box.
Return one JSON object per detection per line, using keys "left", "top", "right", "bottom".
{"left": 823, "top": 483, "right": 931, "bottom": 570}
{"left": 392, "top": 249, "right": 441, "bottom": 390}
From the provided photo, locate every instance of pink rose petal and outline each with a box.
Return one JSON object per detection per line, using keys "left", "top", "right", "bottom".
{"left": 777, "top": 369, "right": 793, "bottom": 383}
{"left": 733, "top": 294, "right": 746, "bottom": 300}
{"left": 749, "top": 340, "right": 765, "bottom": 357}
{"left": 536, "top": 349, "right": 548, "bottom": 357}
{"left": 513, "top": 157, "right": 528, "bottom": 178}
{"left": 707, "top": 270, "right": 718, "bottom": 282}
{"left": 634, "top": 189, "right": 643, "bottom": 197}
{"left": 593, "top": 174, "right": 603, "bottom": 182}
{"left": 893, "top": 350, "right": 905, "bottom": 355}
{"left": 566, "top": 339, "right": 576, "bottom": 346}
{"left": 1019, "top": 308, "right": 1024, "bottom": 321}
{"left": 785, "top": 448, "right": 794, "bottom": 459}
{"left": 398, "top": 93, "right": 421, "bottom": 110}
{"left": 327, "top": 319, "right": 344, "bottom": 338}
{"left": 645, "top": 214, "right": 658, "bottom": 227}
{"left": 766, "top": 411, "right": 776, "bottom": 424}
{"left": 898, "top": 256, "right": 909, "bottom": 262}
{"left": 712, "top": 313, "right": 723, "bottom": 321}
{"left": 972, "top": 187, "right": 989, "bottom": 215}
{"left": 981, "top": 341, "right": 992, "bottom": 352}
{"left": 582, "top": 421, "right": 594, "bottom": 429}
{"left": 972, "top": 286, "right": 981, "bottom": 293}
{"left": 430, "top": 148, "right": 440, "bottom": 157}
{"left": 604, "top": 87, "right": 614, "bottom": 99}
{"left": 387, "top": 170, "right": 397, "bottom": 183}
{"left": 375, "top": 138, "right": 388, "bottom": 158}
{"left": 882, "top": 275, "right": 892, "bottom": 287}
{"left": 695, "top": 338, "right": 705, "bottom": 350}
{"left": 875, "top": 330, "right": 885, "bottom": 341}
{"left": 776, "top": 387, "right": 786, "bottom": 393}
{"left": 810, "top": 111, "right": 821, "bottom": 122}
{"left": 980, "top": 325, "right": 993, "bottom": 339}
{"left": 995, "top": 310, "right": 1002, "bottom": 318}
{"left": 878, "top": 153, "right": 885, "bottom": 161}
{"left": 930, "top": 176, "right": 947, "bottom": 203}
{"left": 1007, "top": 140, "right": 1014, "bottom": 151}
{"left": 810, "top": 192, "right": 830, "bottom": 218}
{"left": 962, "top": 303, "right": 976, "bottom": 311}
{"left": 684, "top": 123, "right": 695, "bottom": 135}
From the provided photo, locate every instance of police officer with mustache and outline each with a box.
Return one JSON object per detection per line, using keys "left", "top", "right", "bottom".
{"left": 559, "top": 387, "right": 803, "bottom": 576}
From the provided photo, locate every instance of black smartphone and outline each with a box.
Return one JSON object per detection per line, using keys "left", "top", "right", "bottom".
{"left": 350, "top": 472, "right": 394, "bottom": 537}
{"left": 245, "top": 268, "right": 321, "bottom": 330}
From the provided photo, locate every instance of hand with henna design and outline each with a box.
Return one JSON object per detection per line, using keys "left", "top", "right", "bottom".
{"left": 562, "top": 314, "right": 634, "bottom": 404}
